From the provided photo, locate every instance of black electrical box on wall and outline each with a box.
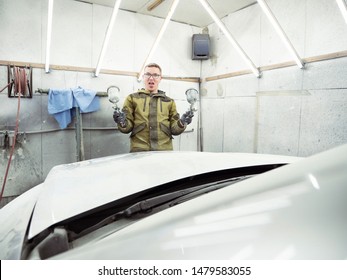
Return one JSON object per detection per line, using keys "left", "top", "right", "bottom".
{"left": 192, "top": 34, "right": 210, "bottom": 60}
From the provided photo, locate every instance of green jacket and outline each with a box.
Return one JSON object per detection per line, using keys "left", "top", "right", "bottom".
{"left": 118, "top": 89, "right": 186, "bottom": 152}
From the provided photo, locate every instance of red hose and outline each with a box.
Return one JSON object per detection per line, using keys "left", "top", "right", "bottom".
{"left": 0, "top": 82, "right": 12, "bottom": 93}
{"left": 0, "top": 67, "right": 23, "bottom": 203}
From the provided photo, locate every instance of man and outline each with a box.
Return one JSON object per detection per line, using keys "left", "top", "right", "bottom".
{"left": 113, "top": 63, "right": 193, "bottom": 152}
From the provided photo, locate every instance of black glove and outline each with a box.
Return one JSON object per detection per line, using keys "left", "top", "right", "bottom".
{"left": 180, "top": 111, "right": 194, "bottom": 125}
{"left": 113, "top": 110, "right": 126, "bottom": 127}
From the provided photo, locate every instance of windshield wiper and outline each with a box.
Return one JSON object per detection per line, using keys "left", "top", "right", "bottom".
{"left": 70, "top": 175, "right": 251, "bottom": 240}
{"left": 123, "top": 185, "right": 205, "bottom": 216}
{"left": 71, "top": 185, "right": 207, "bottom": 239}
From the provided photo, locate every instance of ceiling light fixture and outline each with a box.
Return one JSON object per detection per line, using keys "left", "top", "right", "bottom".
{"left": 147, "top": 0, "right": 165, "bottom": 12}
{"left": 197, "top": 0, "right": 260, "bottom": 78}
{"left": 95, "top": 0, "right": 122, "bottom": 77}
{"left": 257, "top": 0, "right": 304, "bottom": 68}
{"left": 45, "top": 0, "right": 54, "bottom": 73}
{"left": 336, "top": 0, "right": 347, "bottom": 24}
{"left": 138, "top": 0, "right": 180, "bottom": 81}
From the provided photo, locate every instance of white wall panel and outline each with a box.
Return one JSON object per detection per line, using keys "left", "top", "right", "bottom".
{"left": 200, "top": 80, "right": 226, "bottom": 152}
{"left": 49, "top": 0, "right": 93, "bottom": 67}
{"left": 305, "top": 0, "right": 347, "bottom": 57}
{"left": 92, "top": 7, "right": 136, "bottom": 71}
{"left": 160, "top": 22, "right": 202, "bottom": 77}
{"left": 259, "top": 66, "right": 304, "bottom": 92}
{"left": 201, "top": 0, "right": 347, "bottom": 157}
{"left": 0, "top": 0, "right": 41, "bottom": 62}
{"left": 225, "top": 74, "right": 258, "bottom": 97}
{"left": 132, "top": 14, "right": 165, "bottom": 72}
{"left": 303, "top": 57, "right": 347, "bottom": 89}
{"left": 260, "top": 0, "right": 306, "bottom": 66}
{"left": 202, "top": 4, "right": 261, "bottom": 77}
{"left": 299, "top": 89, "right": 347, "bottom": 156}
{"left": 223, "top": 96, "right": 256, "bottom": 152}
{"left": 255, "top": 94, "right": 303, "bottom": 155}
{"left": 224, "top": 4, "right": 261, "bottom": 68}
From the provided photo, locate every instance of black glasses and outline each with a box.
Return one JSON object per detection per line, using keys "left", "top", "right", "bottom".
{"left": 143, "top": 73, "right": 161, "bottom": 80}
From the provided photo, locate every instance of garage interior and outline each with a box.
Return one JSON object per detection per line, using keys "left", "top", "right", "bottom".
{"left": 0, "top": 0, "right": 346, "bottom": 208}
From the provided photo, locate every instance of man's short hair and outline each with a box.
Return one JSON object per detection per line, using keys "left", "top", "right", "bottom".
{"left": 145, "top": 63, "right": 162, "bottom": 74}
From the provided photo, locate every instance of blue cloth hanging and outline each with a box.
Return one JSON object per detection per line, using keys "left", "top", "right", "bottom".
{"left": 72, "top": 86, "right": 100, "bottom": 113}
{"left": 48, "top": 88, "right": 74, "bottom": 129}
{"left": 48, "top": 87, "right": 100, "bottom": 129}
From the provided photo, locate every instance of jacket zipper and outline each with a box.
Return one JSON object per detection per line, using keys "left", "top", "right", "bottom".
{"left": 143, "top": 96, "right": 147, "bottom": 112}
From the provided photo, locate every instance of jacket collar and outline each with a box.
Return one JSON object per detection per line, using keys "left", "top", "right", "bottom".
{"left": 138, "top": 88, "right": 166, "bottom": 97}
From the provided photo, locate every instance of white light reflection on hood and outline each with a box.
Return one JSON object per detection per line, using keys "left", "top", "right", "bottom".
{"left": 308, "top": 173, "right": 320, "bottom": 190}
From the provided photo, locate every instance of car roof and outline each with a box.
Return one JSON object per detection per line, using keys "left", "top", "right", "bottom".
{"left": 28, "top": 151, "right": 300, "bottom": 239}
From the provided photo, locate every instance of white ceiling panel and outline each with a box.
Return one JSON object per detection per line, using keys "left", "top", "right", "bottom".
{"left": 76, "top": 0, "right": 257, "bottom": 27}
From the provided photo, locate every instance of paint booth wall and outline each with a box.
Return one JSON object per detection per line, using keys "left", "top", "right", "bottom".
{"left": 0, "top": 0, "right": 201, "bottom": 204}
{"left": 200, "top": 0, "right": 347, "bottom": 156}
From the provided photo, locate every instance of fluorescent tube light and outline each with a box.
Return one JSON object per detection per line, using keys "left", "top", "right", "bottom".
{"left": 198, "top": 0, "right": 260, "bottom": 77}
{"left": 45, "top": 0, "right": 54, "bottom": 73}
{"left": 138, "top": 0, "right": 180, "bottom": 81}
{"left": 257, "top": 0, "right": 304, "bottom": 68}
{"left": 95, "top": 0, "right": 122, "bottom": 77}
{"left": 336, "top": 0, "right": 347, "bottom": 24}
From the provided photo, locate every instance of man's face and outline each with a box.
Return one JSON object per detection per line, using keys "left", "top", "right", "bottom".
{"left": 143, "top": 66, "right": 162, "bottom": 93}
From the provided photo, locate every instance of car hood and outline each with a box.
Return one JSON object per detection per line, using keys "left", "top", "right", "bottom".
{"left": 51, "top": 144, "right": 347, "bottom": 260}
{"left": 28, "top": 151, "right": 299, "bottom": 239}
{"left": 0, "top": 183, "right": 43, "bottom": 259}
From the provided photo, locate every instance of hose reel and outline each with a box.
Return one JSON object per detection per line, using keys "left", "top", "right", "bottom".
{"left": 7, "top": 65, "right": 33, "bottom": 98}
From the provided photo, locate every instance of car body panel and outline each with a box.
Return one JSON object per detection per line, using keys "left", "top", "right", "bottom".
{"left": 27, "top": 151, "right": 299, "bottom": 239}
{"left": 0, "top": 183, "right": 43, "bottom": 260}
{"left": 50, "top": 144, "right": 347, "bottom": 260}
{"left": 2, "top": 144, "right": 347, "bottom": 260}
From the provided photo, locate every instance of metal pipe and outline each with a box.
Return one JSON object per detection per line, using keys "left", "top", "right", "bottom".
{"left": 35, "top": 88, "right": 108, "bottom": 97}
{"left": 21, "top": 127, "right": 194, "bottom": 134}
{"left": 75, "top": 107, "right": 85, "bottom": 161}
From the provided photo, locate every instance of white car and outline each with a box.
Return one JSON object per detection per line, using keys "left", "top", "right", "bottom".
{"left": 0, "top": 144, "right": 346, "bottom": 260}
